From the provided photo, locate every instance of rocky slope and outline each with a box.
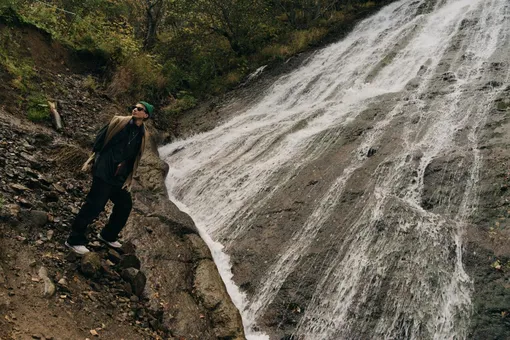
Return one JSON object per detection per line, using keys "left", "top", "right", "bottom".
{"left": 0, "top": 20, "right": 244, "bottom": 340}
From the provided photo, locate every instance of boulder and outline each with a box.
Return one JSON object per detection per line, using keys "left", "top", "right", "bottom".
{"left": 121, "top": 268, "right": 146, "bottom": 297}
{"left": 120, "top": 254, "right": 141, "bottom": 270}
{"left": 38, "top": 266, "right": 56, "bottom": 298}
{"left": 194, "top": 260, "right": 225, "bottom": 310}
{"left": 80, "top": 252, "right": 102, "bottom": 277}
{"left": 194, "top": 259, "right": 245, "bottom": 339}
{"left": 4, "top": 204, "right": 20, "bottom": 219}
{"left": 496, "top": 100, "right": 510, "bottom": 111}
{"left": 107, "top": 248, "right": 122, "bottom": 264}
{"left": 10, "top": 183, "right": 31, "bottom": 192}
{"left": 186, "top": 234, "right": 212, "bottom": 260}
{"left": 20, "top": 209, "right": 48, "bottom": 228}
{"left": 120, "top": 241, "right": 136, "bottom": 255}
{"left": 367, "top": 147, "right": 377, "bottom": 157}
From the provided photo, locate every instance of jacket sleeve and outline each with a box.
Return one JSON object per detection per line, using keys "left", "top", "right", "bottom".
{"left": 92, "top": 124, "right": 109, "bottom": 152}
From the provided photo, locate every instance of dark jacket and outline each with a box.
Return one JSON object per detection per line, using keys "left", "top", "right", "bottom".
{"left": 82, "top": 116, "right": 148, "bottom": 190}
{"left": 93, "top": 120, "right": 144, "bottom": 186}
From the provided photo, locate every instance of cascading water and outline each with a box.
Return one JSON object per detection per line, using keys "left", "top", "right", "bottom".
{"left": 159, "top": 0, "right": 510, "bottom": 338}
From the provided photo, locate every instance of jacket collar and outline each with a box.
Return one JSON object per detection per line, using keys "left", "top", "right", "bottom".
{"left": 129, "top": 118, "right": 145, "bottom": 134}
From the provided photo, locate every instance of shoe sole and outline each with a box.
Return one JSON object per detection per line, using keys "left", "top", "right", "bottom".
{"left": 65, "top": 241, "right": 90, "bottom": 255}
{"left": 97, "top": 234, "right": 122, "bottom": 249}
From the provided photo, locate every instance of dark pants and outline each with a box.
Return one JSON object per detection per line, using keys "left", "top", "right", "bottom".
{"left": 67, "top": 177, "right": 132, "bottom": 245}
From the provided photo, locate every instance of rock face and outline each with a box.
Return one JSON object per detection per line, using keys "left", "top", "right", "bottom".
{"left": 123, "top": 139, "right": 245, "bottom": 339}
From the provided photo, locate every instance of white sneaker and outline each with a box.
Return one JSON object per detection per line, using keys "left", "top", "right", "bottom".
{"left": 65, "top": 241, "right": 90, "bottom": 255}
{"left": 97, "top": 233, "right": 122, "bottom": 249}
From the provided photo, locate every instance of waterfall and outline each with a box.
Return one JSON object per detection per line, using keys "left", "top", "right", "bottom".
{"left": 160, "top": 0, "right": 510, "bottom": 338}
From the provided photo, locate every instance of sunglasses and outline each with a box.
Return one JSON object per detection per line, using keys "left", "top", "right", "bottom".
{"left": 130, "top": 105, "right": 146, "bottom": 112}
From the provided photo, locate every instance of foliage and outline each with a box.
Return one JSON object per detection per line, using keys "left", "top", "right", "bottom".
{"left": 157, "top": 92, "right": 198, "bottom": 129}
{"left": 261, "top": 27, "right": 328, "bottom": 61}
{"left": 26, "top": 93, "right": 49, "bottom": 121}
{"left": 162, "top": 92, "right": 198, "bottom": 115}
{"left": 18, "top": 0, "right": 140, "bottom": 61}
{"left": 83, "top": 75, "right": 98, "bottom": 93}
{"left": 0, "top": 29, "right": 35, "bottom": 92}
{"left": 107, "top": 53, "right": 167, "bottom": 100}
{"left": 3, "top": 0, "right": 393, "bottom": 117}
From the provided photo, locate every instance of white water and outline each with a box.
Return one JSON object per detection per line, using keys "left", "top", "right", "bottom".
{"left": 160, "top": 0, "right": 509, "bottom": 338}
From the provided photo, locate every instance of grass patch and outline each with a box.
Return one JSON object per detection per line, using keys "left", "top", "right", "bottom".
{"left": 155, "top": 93, "right": 198, "bottom": 130}
{"left": 290, "top": 28, "right": 328, "bottom": 51}
{"left": 0, "top": 30, "right": 35, "bottom": 92}
{"left": 107, "top": 54, "right": 167, "bottom": 101}
{"left": 83, "top": 75, "right": 98, "bottom": 93}
{"left": 261, "top": 27, "right": 328, "bottom": 62}
{"left": 162, "top": 93, "right": 197, "bottom": 116}
{"left": 3, "top": 57, "right": 34, "bottom": 91}
{"left": 26, "top": 93, "right": 49, "bottom": 121}
{"left": 51, "top": 144, "right": 89, "bottom": 171}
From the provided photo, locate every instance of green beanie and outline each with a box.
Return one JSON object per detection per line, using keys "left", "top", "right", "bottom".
{"left": 139, "top": 101, "right": 154, "bottom": 118}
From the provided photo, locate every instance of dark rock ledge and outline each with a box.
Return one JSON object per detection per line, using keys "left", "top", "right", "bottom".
{"left": 124, "top": 137, "right": 245, "bottom": 339}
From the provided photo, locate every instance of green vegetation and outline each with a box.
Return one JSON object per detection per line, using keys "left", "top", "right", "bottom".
{"left": 162, "top": 92, "right": 197, "bottom": 115}
{"left": 0, "top": 28, "right": 35, "bottom": 93}
{"left": 83, "top": 74, "right": 98, "bottom": 93}
{"left": 26, "top": 93, "right": 49, "bottom": 121}
{"left": 1, "top": 0, "right": 393, "bottom": 119}
{"left": 0, "top": 15, "right": 49, "bottom": 118}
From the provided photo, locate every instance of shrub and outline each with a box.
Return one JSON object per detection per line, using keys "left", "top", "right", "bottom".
{"left": 51, "top": 143, "right": 89, "bottom": 171}
{"left": 19, "top": 2, "right": 139, "bottom": 62}
{"left": 260, "top": 27, "right": 327, "bottom": 62}
{"left": 107, "top": 54, "right": 167, "bottom": 101}
{"left": 17, "top": 3, "right": 64, "bottom": 37}
{"left": 289, "top": 28, "right": 328, "bottom": 51}
{"left": 83, "top": 75, "right": 98, "bottom": 93}
{"left": 260, "top": 44, "right": 291, "bottom": 61}
{"left": 69, "top": 14, "right": 139, "bottom": 61}
{"left": 162, "top": 93, "right": 197, "bottom": 115}
{"left": 157, "top": 93, "right": 197, "bottom": 130}
{"left": 0, "top": 30, "right": 35, "bottom": 92}
{"left": 363, "top": 1, "right": 377, "bottom": 8}
{"left": 2, "top": 57, "right": 34, "bottom": 91}
{"left": 26, "top": 93, "right": 49, "bottom": 121}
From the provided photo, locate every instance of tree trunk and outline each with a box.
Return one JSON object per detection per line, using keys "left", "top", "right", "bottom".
{"left": 143, "top": 0, "right": 163, "bottom": 50}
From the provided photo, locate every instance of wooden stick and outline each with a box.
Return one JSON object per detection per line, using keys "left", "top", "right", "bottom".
{"left": 48, "top": 101, "right": 63, "bottom": 131}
